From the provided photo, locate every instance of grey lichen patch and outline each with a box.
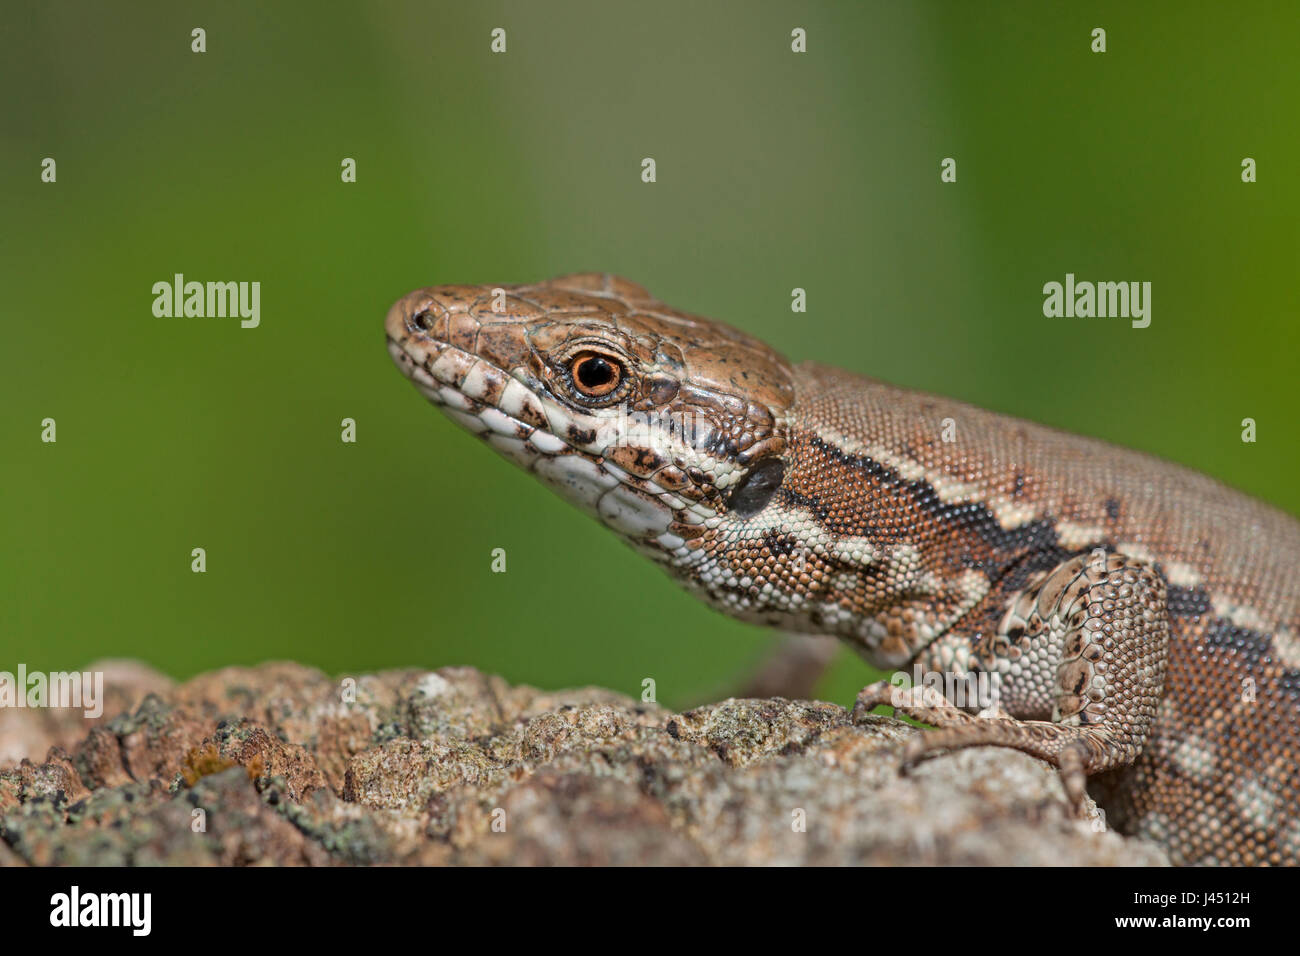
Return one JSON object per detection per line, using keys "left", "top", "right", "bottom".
{"left": 0, "top": 662, "right": 1169, "bottom": 866}
{"left": 667, "top": 697, "right": 861, "bottom": 766}
{"left": 343, "top": 737, "right": 509, "bottom": 812}
{"left": 268, "top": 783, "right": 408, "bottom": 865}
{"left": 0, "top": 747, "right": 88, "bottom": 808}
{"left": 64, "top": 779, "right": 165, "bottom": 827}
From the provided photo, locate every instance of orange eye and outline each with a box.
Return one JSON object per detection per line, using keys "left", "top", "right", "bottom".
{"left": 570, "top": 352, "right": 623, "bottom": 397}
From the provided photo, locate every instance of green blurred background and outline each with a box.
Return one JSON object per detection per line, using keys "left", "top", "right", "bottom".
{"left": 2, "top": 1, "right": 1296, "bottom": 708}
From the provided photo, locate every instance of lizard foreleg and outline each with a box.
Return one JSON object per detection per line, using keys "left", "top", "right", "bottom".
{"left": 857, "top": 552, "right": 1171, "bottom": 813}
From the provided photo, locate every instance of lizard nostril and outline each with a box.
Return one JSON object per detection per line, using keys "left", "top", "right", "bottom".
{"left": 411, "top": 309, "right": 435, "bottom": 332}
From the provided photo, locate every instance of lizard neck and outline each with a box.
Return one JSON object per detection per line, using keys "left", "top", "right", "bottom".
{"left": 659, "top": 363, "right": 1057, "bottom": 669}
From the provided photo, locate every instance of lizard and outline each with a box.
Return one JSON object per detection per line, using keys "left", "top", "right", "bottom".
{"left": 384, "top": 272, "right": 1300, "bottom": 866}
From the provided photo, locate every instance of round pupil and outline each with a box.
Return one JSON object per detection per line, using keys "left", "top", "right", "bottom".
{"left": 577, "top": 356, "right": 614, "bottom": 388}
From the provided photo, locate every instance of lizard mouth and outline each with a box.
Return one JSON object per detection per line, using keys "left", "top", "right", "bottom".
{"left": 385, "top": 328, "right": 565, "bottom": 470}
{"left": 384, "top": 294, "right": 692, "bottom": 548}
{"left": 383, "top": 288, "right": 570, "bottom": 457}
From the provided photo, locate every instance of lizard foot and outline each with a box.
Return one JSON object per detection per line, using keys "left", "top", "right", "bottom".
{"left": 895, "top": 718, "right": 1093, "bottom": 817}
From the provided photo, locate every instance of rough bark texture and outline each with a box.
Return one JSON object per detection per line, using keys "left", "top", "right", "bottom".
{"left": 0, "top": 661, "right": 1167, "bottom": 866}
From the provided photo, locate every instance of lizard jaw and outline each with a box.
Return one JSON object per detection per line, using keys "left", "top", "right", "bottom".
{"left": 384, "top": 313, "right": 697, "bottom": 552}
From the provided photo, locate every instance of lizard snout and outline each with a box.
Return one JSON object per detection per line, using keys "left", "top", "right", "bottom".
{"left": 384, "top": 290, "right": 436, "bottom": 345}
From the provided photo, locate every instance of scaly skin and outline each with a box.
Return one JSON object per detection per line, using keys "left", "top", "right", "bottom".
{"left": 385, "top": 273, "right": 1300, "bottom": 865}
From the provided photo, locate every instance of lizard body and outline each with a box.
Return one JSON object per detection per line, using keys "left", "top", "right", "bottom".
{"left": 385, "top": 273, "right": 1300, "bottom": 865}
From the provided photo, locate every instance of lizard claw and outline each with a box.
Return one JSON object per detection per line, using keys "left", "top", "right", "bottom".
{"left": 851, "top": 680, "right": 896, "bottom": 723}
{"left": 897, "top": 731, "right": 950, "bottom": 771}
{"left": 1057, "top": 741, "right": 1091, "bottom": 818}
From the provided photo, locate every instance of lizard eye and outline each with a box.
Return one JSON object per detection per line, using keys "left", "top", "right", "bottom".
{"left": 570, "top": 352, "right": 623, "bottom": 398}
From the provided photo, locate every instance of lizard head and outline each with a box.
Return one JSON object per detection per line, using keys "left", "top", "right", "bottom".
{"left": 385, "top": 273, "right": 796, "bottom": 567}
